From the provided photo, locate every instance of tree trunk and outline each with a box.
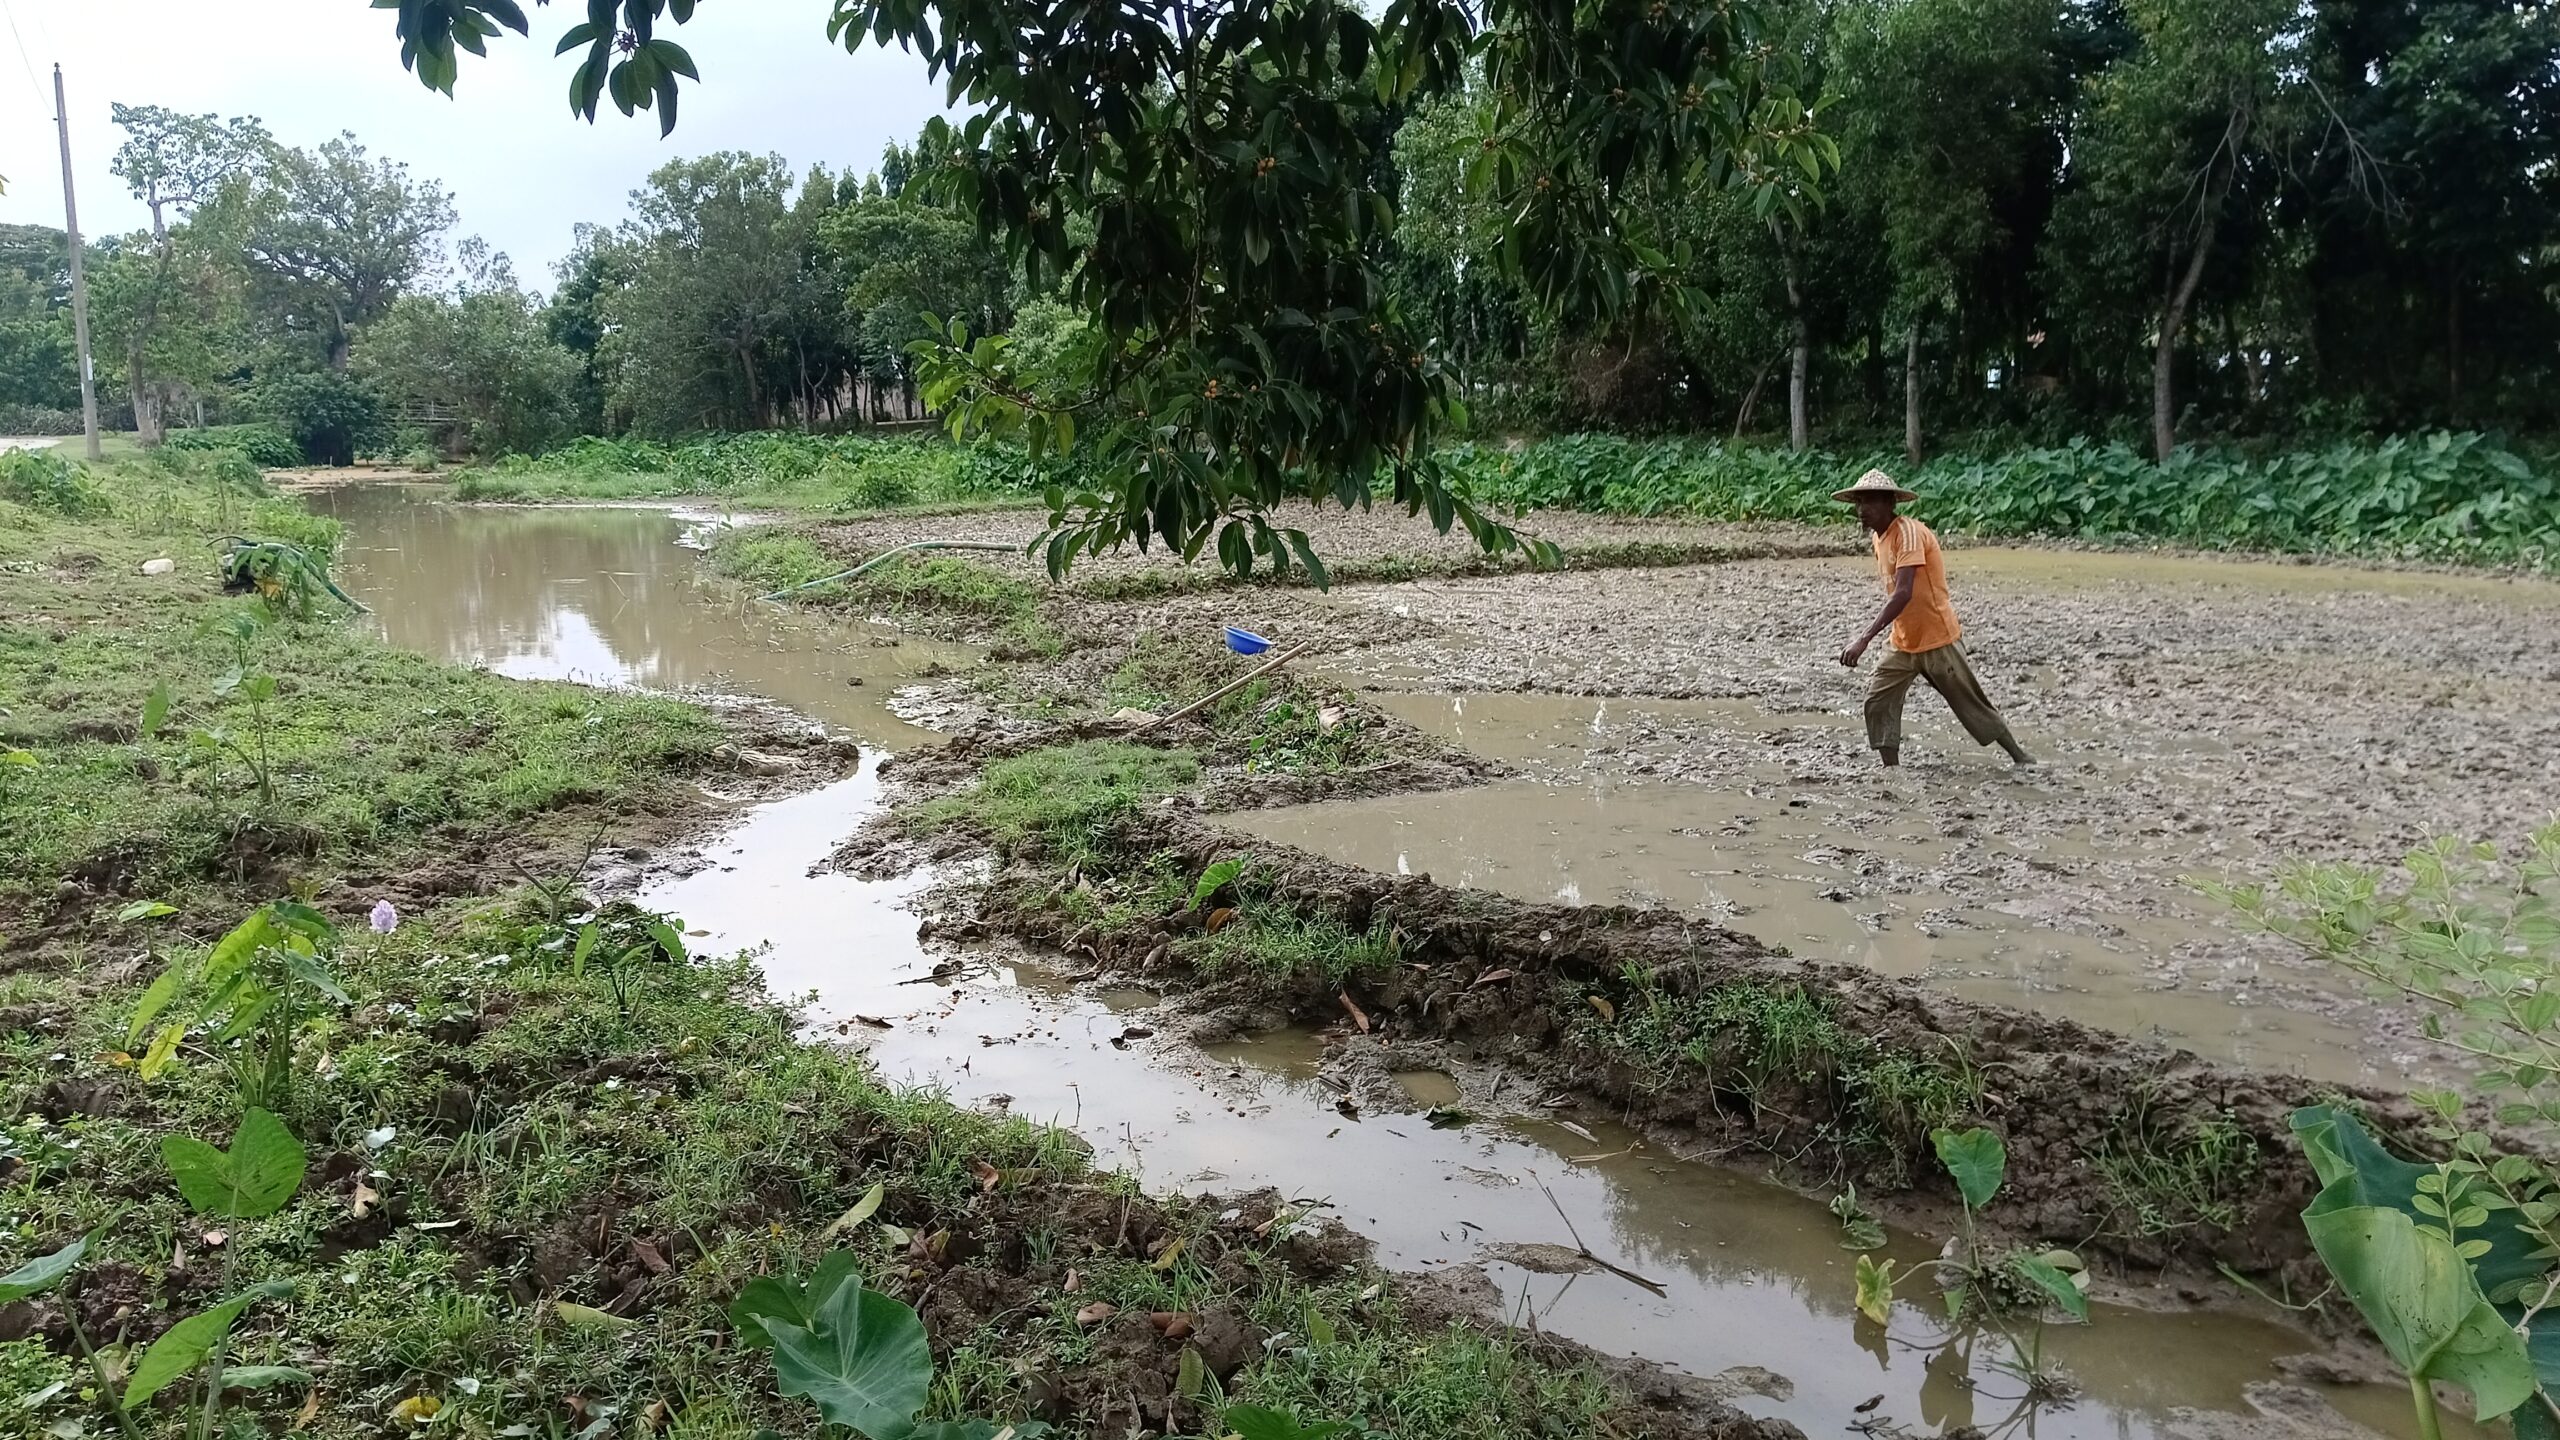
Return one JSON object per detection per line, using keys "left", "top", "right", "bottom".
{"left": 1776, "top": 231, "right": 1811, "bottom": 453}
{"left": 1904, "top": 321, "right": 1924, "bottom": 467}
{"left": 2152, "top": 130, "right": 2236, "bottom": 463}
{"left": 128, "top": 344, "right": 162, "bottom": 446}
{"left": 2446, "top": 275, "right": 2463, "bottom": 424}
{"left": 1733, "top": 353, "right": 1776, "bottom": 440}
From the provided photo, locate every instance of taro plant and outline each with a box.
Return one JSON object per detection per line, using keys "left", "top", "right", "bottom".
{"left": 128, "top": 900, "right": 351, "bottom": 1109}
{"left": 140, "top": 605, "right": 288, "bottom": 808}
{"left": 4, "top": 1109, "right": 312, "bottom": 1439}
{"left": 569, "top": 910, "right": 691, "bottom": 1018}
{"left": 1851, "top": 1126, "right": 2091, "bottom": 1395}
{"left": 729, "top": 1251, "right": 1049, "bottom": 1439}
{"left": 2214, "top": 822, "right": 2560, "bottom": 1439}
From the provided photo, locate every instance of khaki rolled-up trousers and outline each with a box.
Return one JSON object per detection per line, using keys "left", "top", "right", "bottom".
{"left": 1865, "top": 642, "right": 2014, "bottom": 751}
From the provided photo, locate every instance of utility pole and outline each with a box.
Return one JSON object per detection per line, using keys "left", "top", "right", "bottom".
{"left": 54, "top": 64, "right": 103, "bottom": 461}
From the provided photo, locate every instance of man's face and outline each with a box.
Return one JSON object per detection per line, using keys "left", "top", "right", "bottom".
{"left": 1856, "top": 495, "right": 1898, "bottom": 533}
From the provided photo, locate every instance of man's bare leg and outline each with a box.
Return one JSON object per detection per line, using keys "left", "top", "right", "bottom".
{"left": 1998, "top": 737, "right": 2034, "bottom": 766}
{"left": 1879, "top": 746, "right": 1900, "bottom": 767}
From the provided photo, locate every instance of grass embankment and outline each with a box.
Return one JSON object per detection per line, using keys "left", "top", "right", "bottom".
{"left": 910, "top": 733, "right": 2279, "bottom": 1257}
{"left": 452, "top": 433, "right": 1042, "bottom": 514}
{"left": 0, "top": 452, "right": 720, "bottom": 922}
{"left": 1, "top": 451, "right": 1724, "bottom": 1440}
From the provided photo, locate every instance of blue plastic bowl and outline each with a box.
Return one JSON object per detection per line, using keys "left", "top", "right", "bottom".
{"left": 1224, "top": 626, "right": 1273, "bottom": 656}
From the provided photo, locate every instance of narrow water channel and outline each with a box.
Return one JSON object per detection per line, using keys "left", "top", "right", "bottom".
{"left": 314, "top": 484, "right": 2446, "bottom": 1440}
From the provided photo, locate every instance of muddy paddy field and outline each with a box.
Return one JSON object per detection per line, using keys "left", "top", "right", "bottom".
{"left": 15, "top": 476, "right": 2539, "bottom": 1434}
{"left": 275, "top": 485, "right": 2556, "bottom": 1438}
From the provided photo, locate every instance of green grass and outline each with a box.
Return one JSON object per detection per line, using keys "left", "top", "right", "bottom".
{"left": 0, "top": 459, "right": 724, "bottom": 921}
{"left": 1582, "top": 971, "right": 1980, "bottom": 1169}
{"left": 456, "top": 432, "right": 1047, "bottom": 515}
{"left": 1177, "top": 902, "right": 1402, "bottom": 986}
{"left": 913, "top": 740, "right": 1201, "bottom": 863}
{"left": 707, "top": 532, "right": 1064, "bottom": 653}
{"left": 2089, "top": 1099, "right": 2263, "bottom": 1238}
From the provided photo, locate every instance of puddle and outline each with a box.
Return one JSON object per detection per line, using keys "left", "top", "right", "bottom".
{"left": 325, "top": 490, "right": 2440, "bottom": 1439}
{"left": 310, "top": 485, "right": 976, "bottom": 748}
{"left": 1243, "top": 694, "right": 2403, "bottom": 1086}
{"left": 1391, "top": 1069, "right": 1464, "bottom": 1108}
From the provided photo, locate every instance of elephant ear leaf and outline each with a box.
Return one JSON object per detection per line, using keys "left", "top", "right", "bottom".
{"left": 0, "top": 1238, "right": 83, "bottom": 1303}
{"left": 1223, "top": 1407, "right": 1354, "bottom": 1440}
{"left": 1931, "top": 1126, "right": 2005, "bottom": 1212}
{"left": 2303, "top": 1185, "right": 2535, "bottom": 1420}
{"left": 764, "top": 1270, "right": 932, "bottom": 1436}
{"left": 730, "top": 1251, "right": 862, "bottom": 1350}
{"left": 162, "top": 1108, "right": 305, "bottom": 1219}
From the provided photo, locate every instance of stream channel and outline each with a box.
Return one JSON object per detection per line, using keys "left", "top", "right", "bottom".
{"left": 311, "top": 484, "right": 2445, "bottom": 1440}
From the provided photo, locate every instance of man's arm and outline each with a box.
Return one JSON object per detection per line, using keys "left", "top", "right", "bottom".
{"left": 1839, "top": 566, "right": 1917, "bottom": 667}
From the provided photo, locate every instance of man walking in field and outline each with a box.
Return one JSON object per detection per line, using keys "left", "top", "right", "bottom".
{"left": 1834, "top": 469, "right": 2034, "bottom": 768}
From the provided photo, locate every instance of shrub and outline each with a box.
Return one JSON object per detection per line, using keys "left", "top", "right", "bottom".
{"left": 1447, "top": 431, "right": 2560, "bottom": 568}
{"left": 245, "top": 372, "right": 389, "bottom": 466}
{"left": 0, "top": 449, "right": 110, "bottom": 517}
{"left": 162, "top": 424, "right": 303, "bottom": 469}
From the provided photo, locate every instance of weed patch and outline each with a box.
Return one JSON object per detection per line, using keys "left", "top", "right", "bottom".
{"left": 912, "top": 741, "right": 1200, "bottom": 863}
{"left": 1582, "top": 971, "right": 1978, "bottom": 1167}
{"left": 2088, "top": 1100, "right": 2262, "bottom": 1238}
{"left": 1177, "top": 902, "right": 1402, "bottom": 986}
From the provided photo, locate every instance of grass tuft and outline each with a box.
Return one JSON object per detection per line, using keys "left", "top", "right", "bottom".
{"left": 913, "top": 741, "right": 1200, "bottom": 863}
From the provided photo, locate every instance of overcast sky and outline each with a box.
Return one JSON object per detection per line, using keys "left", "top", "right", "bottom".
{"left": 0, "top": 0, "right": 953, "bottom": 289}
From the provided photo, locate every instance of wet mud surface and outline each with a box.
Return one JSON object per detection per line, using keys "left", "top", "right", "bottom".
{"left": 1239, "top": 545, "right": 2560, "bottom": 1082}
{"left": 329, "top": 487, "right": 2480, "bottom": 1440}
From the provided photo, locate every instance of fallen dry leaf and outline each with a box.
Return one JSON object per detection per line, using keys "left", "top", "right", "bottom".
{"left": 1587, "top": 994, "right": 1617, "bottom": 1022}
{"left": 200, "top": 1229, "right": 227, "bottom": 1248}
{"left": 390, "top": 1395, "right": 441, "bottom": 1425}
{"left": 1317, "top": 705, "right": 1346, "bottom": 731}
{"left": 1150, "top": 1236, "right": 1187, "bottom": 1271}
{"left": 1204, "top": 907, "right": 1237, "bottom": 934}
{"left": 1471, "top": 969, "right": 1518, "bottom": 988}
{"left": 1062, "top": 1267, "right": 1083, "bottom": 1293}
{"left": 1339, "top": 991, "right": 1371, "bottom": 1033}
{"left": 292, "top": 1389, "right": 321, "bottom": 1431}
{"left": 643, "top": 1399, "right": 671, "bottom": 1432}
{"left": 1147, "top": 1311, "right": 1197, "bottom": 1340}
{"left": 632, "top": 1239, "right": 670, "bottom": 1275}
{"left": 1074, "top": 1301, "right": 1118, "bottom": 1327}
{"left": 972, "top": 1160, "right": 1001, "bottom": 1194}
{"left": 349, "top": 1183, "right": 379, "bottom": 1220}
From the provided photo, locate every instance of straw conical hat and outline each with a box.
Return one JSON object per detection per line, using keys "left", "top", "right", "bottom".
{"left": 1832, "top": 468, "right": 1918, "bottom": 503}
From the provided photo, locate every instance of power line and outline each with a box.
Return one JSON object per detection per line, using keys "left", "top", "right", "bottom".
{"left": 0, "top": 0, "right": 44, "bottom": 119}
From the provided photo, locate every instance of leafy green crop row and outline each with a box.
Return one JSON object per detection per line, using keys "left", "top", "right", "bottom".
{"left": 1446, "top": 431, "right": 2560, "bottom": 568}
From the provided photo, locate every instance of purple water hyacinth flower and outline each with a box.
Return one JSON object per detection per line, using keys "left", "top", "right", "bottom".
{"left": 370, "top": 899, "right": 399, "bottom": 934}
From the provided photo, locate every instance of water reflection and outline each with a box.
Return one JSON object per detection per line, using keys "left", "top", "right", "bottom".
{"left": 309, "top": 486, "right": 977, "bottom": 748}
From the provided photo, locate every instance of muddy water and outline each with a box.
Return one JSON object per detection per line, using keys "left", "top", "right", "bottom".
{"left": 326, "top": 489, "right": 2439, "bottom": 1440}
{"left": 309, "top": 485, "right": 976, "bottom": 749}
{"left": 1239, "top": 691, "right": 2400, "bottom": 1086}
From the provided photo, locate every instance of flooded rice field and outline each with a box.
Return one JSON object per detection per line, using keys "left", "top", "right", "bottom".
{"left": 316, "top": 484, "right": 2519, "bottom": 1440}
{"left": 1237, "top": 544, "right": 2560, "bottom": 1086}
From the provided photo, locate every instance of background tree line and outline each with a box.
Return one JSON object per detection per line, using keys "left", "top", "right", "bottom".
{"left": 3, "top": 0, "right": 2555, "bottom": 466}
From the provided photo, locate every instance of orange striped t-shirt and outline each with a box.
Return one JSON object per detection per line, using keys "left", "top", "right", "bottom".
{"left": 1872, "top": 515, "right": 1963, "bottom": 653}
